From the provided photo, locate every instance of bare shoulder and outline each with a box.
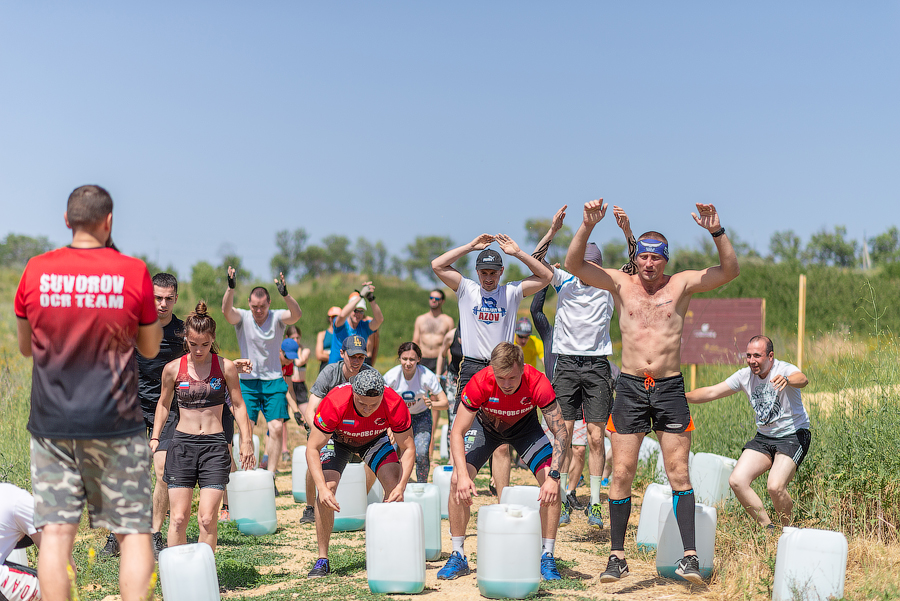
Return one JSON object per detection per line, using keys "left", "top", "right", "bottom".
{"left": 439, "top": 314, "right": 454, "bottom": 326}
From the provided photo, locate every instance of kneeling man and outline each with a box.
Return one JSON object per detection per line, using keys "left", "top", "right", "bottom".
{"left": 305, "top": 370, "right": 415, "bottom": 577}
{"left": 687, "top": 335, "right": 810, "bottom": 530}
{"left": 438, "top": 342, "right": 569, "bottom": 582}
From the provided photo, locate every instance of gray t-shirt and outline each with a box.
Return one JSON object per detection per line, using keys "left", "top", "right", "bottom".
{"left": 234, "top": 307, "right": 290, "bottom": 381}
{"left": 310, "top": 361, "right": 375, "bottom": 398}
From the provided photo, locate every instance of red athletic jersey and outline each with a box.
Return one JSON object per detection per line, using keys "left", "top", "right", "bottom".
{"left": 460, "top": 364, "right": 556, "bottom": 431}
{"left": 14, "top": 247, "right": 157, "bottom": 438}
{"left": 313, "top": 383, "right": 412, "bottom": 446}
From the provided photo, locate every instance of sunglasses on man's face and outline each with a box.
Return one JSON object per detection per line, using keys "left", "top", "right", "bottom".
{"left": 429, "top": 296, "right": 442, "bottom": 301}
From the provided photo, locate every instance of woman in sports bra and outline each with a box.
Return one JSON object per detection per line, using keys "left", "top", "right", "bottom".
{"left": 150, "top": 302, "right": 255, "bottom": 551}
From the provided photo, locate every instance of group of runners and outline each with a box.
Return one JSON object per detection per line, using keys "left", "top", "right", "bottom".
{"left": 5, "top": 184, "right": 814, "bottom": 601}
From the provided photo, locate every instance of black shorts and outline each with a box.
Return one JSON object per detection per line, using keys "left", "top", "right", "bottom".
{"left": 610, "top": 373, "right": 694, "bottom": 434}
{"left": 420, "top": 357, "right": 438, "bottom": 373}
{"left": 292, "top": 381, "right": 309, "bottom": 405}
{"left": 319, "top": 434, "right": 398, "bottom": 475}
{"left": 552, "top": 355, "right": 613, "bottom": 423}
{"left": 462, "top": 410, "right": 552, "bottom": 476}
{"left": 458, "top": 356, "right": 490, "bottom": 399}
{"left": 744, "top": 429, "right": 812, "bottom": 467}
{"left": 164, "top": 431, "right": 231, "bottom": 490}
{"left": 146, "top": 408, "right": 179, "bottom": 453}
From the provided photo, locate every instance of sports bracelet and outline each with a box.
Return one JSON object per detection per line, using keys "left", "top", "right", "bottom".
{"left": 711, "top": 227, "right": 726, "bottom": 238}
{"left": 150, "top": 438, "right": 159, "bottom": 441}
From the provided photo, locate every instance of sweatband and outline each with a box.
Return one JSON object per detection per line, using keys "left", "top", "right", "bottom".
{"left": 636, "top": 239, "right": 669, "bottom": 261}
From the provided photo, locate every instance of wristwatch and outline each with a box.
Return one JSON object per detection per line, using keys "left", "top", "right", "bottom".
{"left": 548, "top": 469, "right": 561, "bottom": 481}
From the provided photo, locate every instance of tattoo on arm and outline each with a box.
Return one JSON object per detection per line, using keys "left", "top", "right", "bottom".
{"left": 621, "top": 234, "right": 638, "bottom": 274}
{"left": 532, "top": 239, "right": 551, "bottom": 262}
{"left": 542, "top": 402, "right": 569, "bottom": 471}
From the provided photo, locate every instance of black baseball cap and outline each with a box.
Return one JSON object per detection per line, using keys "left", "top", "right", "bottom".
{"left": 476, "top": 249, "right": 503, "bottom": 270}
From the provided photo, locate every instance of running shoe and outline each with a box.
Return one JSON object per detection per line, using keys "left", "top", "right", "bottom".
{"left": 307, "top": 558, "right": 331, "bottom": 578}
{"left": 436, "top": 552, "right": 470, "bottom": 580}
{"left": 587, "top": 503, "right": 604, "bottom": 529}
{"left": 599, "top": 555, "right": 629, "bottom": 583}
{"left": 600, "top": 477, "right": 610, "bottom": 487}
{"left": 566, "top": 491, "right": 585, "bottom": 511}
{"left": 674, "top": 554, "right": 703, "bottom": 584}
{"left": 99, "top": 532, "right": 120, "bottom": 557}
{"left": 152, "top": 531, "right": 166, "bottom": 560}
{"left": 540, "top": 552, "right": 562, "bottom": 580}
{"left": 299, "top": 506, "right": 316, "bottom": 524}
{"left": 218, "top": 505, "right": 230, "bottom": 522}
{"left": 558, "top": 500, "right": 571, "bottom": 527}
{"left": 260, "top": 454, "right": 269, "bottom": 470}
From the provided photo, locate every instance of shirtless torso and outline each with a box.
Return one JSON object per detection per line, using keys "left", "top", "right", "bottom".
{"left": 413, "top": 311, "right": 454, "bottom": 359}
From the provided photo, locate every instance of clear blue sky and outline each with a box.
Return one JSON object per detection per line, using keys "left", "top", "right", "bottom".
{"left": 2, "top": 2, "right": 897, "bottom": 280}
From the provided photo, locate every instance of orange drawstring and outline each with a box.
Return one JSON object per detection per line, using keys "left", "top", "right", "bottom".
{"left": 643, "top": 374, "right": 655, "bottom": 391}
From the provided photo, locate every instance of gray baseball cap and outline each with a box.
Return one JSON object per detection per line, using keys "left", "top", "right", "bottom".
{"left": 476, "top": 249, "right": 503, "bottom": 270}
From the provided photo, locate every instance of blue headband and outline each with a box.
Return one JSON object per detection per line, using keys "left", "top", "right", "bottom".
{"left": 636, "top": 239, "right": 669, "bottom": 261}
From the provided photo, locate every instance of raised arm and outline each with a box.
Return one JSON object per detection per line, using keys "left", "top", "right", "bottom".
{"left": 334, "top": 293, "right": 360, "bottom": 328}
{"left": 368, "top": 297, "right": 384, "bottom": 331}
{"left": 531, "top": 205, "right": 567, "bottom": 265}
{"left": 681, "top": 203, "right": 740, "bottom": 294}
{"left": 495, "top": 234, "right": 552, "bottom": 297}
{"left": 274, "top": 272, "right": 301, "bottom": 325}
{"left": 431, "top": 234, "right": 495, "bottom": 292}
{"left": 222, "top": 266, "right": 242, "bottom": 325}
{"left": 613, "top": 205, "right": 638, "bottom": 274}
{"left": 685, "top": 381, "right": 736, "bottom": 404}
{"left": 565, "top": 200, "right": 626, "bottom": 292}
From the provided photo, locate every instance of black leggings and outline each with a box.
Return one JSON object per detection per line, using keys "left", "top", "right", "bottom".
{"left": 530, "top": 286, "right": 557, "bottom": 378}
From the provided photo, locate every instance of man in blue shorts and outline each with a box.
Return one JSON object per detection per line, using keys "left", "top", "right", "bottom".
{"left": 223, "top": 267, "right": 301, "bottom": 478}
{"left": 437, "top": 342, "right": 569, "bottom": 583}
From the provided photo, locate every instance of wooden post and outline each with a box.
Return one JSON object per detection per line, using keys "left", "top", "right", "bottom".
{"left": 797, "top": 274, "right": 807, "bottom": 370}
{"left": 690, "top": 364, "right": 697, "bottom": 391}
{"left": 761, "top": 298, "right": 767, "bottom": 334}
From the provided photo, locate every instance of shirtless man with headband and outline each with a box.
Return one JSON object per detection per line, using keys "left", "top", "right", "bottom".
{"left": 565, "top": 200, "right": 739, "bottom": 584}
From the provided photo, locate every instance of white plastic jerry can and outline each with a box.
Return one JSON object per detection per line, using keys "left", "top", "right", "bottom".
{"left": 772, "top": 527, "right": 848, "bottom": 601}
{"left": 477, "top": 504, "right": 542, "bottom": 599}
{"left": 499, "top": 485, "right": 542, "bottom": 513}
{"left": 691, "top": 452, "right": 737, "bottom": 506}
{"left": 636, "top": 483, "right": 672, "bottom": 551}
{"left": 291, "top": 445, "right": 308, "bottom": 503}
{"left": 232, "top": 433, "right": 260, "bottom": 471}
{"left": 333, "top": 463, "right": 367, "bottom": 531}
{"left": 433, "top": 465, "right": 453, "bottom": 519}
{"left": 158, "top": 542, "right": 221, "bottom": 601}
{"left": 439, "top": 423, "right": 449, "bottom": 459}
{"left": 367, "top": 477, "right": 385, "bottom": 506}
{"left": 405, "top": 483, "right": 442, "bottom": 561}
{"left": 656, "top": 502, "right": 716, "bottom": 581}
{"left": 226, "top": 469, "right": 277, "bottom": 535}
{"left": 638, "top": 436, "right": 660, "bottom": 463}
{"left": 366, "top": 502, "right": 426, "bottom": 594}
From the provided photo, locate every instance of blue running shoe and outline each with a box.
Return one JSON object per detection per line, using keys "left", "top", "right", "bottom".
{"left": 307, "top": 558, "right": 331, "bottom": 578}
{"left": 600, "top": 477, "right": 610, "bottom": 487}
{"left": 541, "top": 552, "right": 562, "bottom": 580}
{"left": 437, "top": 552, "right": 470, "bottom": 580}
{"left": 587, "top": 503, "right": 604, "bottom": 529}
{"left": 559, "top": 500, "right": 571, "bottom": 527}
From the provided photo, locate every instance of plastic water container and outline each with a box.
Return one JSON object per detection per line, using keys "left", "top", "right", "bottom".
{"left": 334, "top": 463, "right": 367, "bottom": 531}
{"left": 636, "top": 483, "right": 672, "bottom": 551}
{"left": 656, "top": 451, "right": 695, "bottom": 486}
{"left": 367, "top": 477, "right": 384, "bottom": 505}
{"left": 433, "top": 465, "right": 453, "bottom": 519}
{"left": 405, "top": 483, "right": 442, "bottom": 561}
{"left": 291, "top": 445, "right": 308, "bottom": 503}
{"left": 366, "top": 502, "right": 426, "bottom": 593}
{"left": 6, "top": 548, "right": 28, "bottom": 565}
{"left": 439, "top": 423, "right": 449, "bottom": 459}
{"left": 692, "top": 452, "right": 737, "bottom": 506}
{"left": 639, "top": 436, "right": 661, "bottom": 463}
{"left": 232, "top": 433, "right": 260, "bottom": 471}
{"left": 772, "top": 527, "right": 848, "bottom": 601}
{"left": 158, "top": 542, "right": 220, "bottom": 601}
{"left": 656, "top": 502, "right": 716, "bottom": 580}
{"left": 499, "top": 485, "right": 542, "bottom": 512}
{"left": 477, "top": 504, "right": 541, "bottom": 599}
{"left": 226, "top": 469, "right": 277, "bottom": 535}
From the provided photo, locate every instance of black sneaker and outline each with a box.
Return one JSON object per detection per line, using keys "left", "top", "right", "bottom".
{"left": 566, "top": 491, "right": 585, "bottom": 511}
{"left": 599, "top": 555, "right": 629, "bottom": 583}
{"left": 99, "top": 532, "right": 120, "bottom": 557}
{"left": 674, "top": 554, "right": 703, "bottom": 584}
{"left": 152, "top": 531, "right": 166, "bottom": 560}
{"left": 308, "top": 558, "right": 331, "bottom": 578}
{"left": 299, "top": 506, "right": 316, "bottom": 524}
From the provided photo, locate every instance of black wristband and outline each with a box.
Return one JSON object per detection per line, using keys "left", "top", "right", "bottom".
{"left": 276, "top": 281, "right": 289, "bottom": 297}
{"left": 711, "top": 227, "right": 726, "bottom": 238}
{"left": 227, "top": 273, "right": 236, "bottom": 289}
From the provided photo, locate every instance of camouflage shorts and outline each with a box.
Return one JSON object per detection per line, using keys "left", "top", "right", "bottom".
{"left": 30, "top": 433, "right": 152, "bottom": 533}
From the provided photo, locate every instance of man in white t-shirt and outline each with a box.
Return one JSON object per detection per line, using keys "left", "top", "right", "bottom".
{"left": 1, "top": 483, "right": 42, "bottom": 601}
{"left": 432, "top": 233, "right": 552, "bottom": 497}
{"left": 223, "top": 268, "right": 302, "bottom": 477}
{"left": 686, "top": 335, "right": 811, "bottom": 529}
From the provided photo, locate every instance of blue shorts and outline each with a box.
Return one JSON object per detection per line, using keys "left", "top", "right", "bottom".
{"left": 240, "top": 378, "right": 289, "bottom": 424}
